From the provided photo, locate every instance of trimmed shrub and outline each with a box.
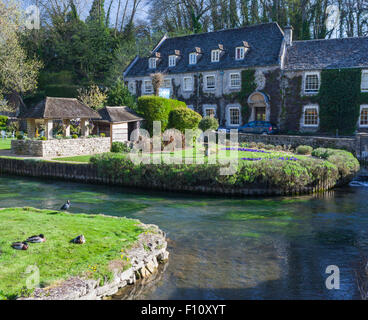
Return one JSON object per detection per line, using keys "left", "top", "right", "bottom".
{"left": 137, "top": 96, "right": 186, "bottom": 134}
{"left": 168, "top": 108, "right": 202, "bottom": 133}
{"left": 111, "top": 141, "right": 130, "bottom": 153}
{"left": 17, "top": 134, "right": 24, "bottom": 140}
{"left": 100, "top": 133, "right": 106, "bottom": 137}
{"left": 296, "top": 145, "right": 313, "bottom": 155}
{"left": 72, "top": 134, "right": 78, "bottom": 139}
{"left": 198, "top": 116, "right": 219, "bottom": 132}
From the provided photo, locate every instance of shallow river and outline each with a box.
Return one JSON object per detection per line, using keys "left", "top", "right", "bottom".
{"left": 1, "top": 172, "right": 368, "bottom": 300}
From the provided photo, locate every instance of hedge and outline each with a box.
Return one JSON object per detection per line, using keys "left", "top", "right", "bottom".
{"left": 168, "top": 108, "right": 202, "bottom": 133}
{"left": 137, "top": 96, "right": 186, "bottom": 134}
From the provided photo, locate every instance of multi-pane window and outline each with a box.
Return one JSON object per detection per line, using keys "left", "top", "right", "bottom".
{"left": 205, "top": 108, "right": 216, "bottom": 117}
{"left": 168, "top": 55, "right": 176, "bottom": 67}
{"left": 229, "top": 107, "right": 240, "bottom": 125}
{"left": 148, "top": 58, "right": 156, "bottom": 69}
{"left": 128, "top": 81, "right": 136, "bottom": 94}
{"left": 235, "top": 47, "right": 245, "bottom": 60}
{"left": 183, "top": 77, "right": 193, "bottom": 91}
{"left": 360, "top": 106, "right": 368, "bottom": 126}
{"left": 189, "top": 53, "right": 197, "bottom": 65}
{"left": 362, "top": 71, "right": 368, "bottom": 92}
{"left": 211, "top": 50, "right": 220, "bottom": 62}
{"left": 304, "top": 72, "right": 320, "bottom": 93}
{"left": 163, "top": 79, "right": 171, "bottom": 88}
{"left": 144, "top": 80, "right": 153, "bottom": 94}
{"left": 230, "top": 73, "right": 241, "bottom": 88}
{"left": 303, "top": 105, "right": 319, "bottom": 126}
{"left": 205, "top": 75, "right": 216, "bottom": 90}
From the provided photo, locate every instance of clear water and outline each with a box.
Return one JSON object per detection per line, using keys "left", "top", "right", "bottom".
{"left": 0, "top": 174, "right": 368, "bottom": 300}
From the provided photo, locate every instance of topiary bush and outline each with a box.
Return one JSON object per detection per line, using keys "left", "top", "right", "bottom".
{"left": 72, "top": 134, "right": 78, "bottom": 139}
{"left": 137, "top": 96, "right": 186, "bottom": 134}
{"left": 296, "top": 145, "right": 313, "bottom": 155}
{"left": 198, "top": 116, "right": 219, "bottom": 132}
{"left": 100, "top": 133, "right": 106, "bottom": 137}
{"left": 168, "top": 108, "right": 202, "bottom": 133}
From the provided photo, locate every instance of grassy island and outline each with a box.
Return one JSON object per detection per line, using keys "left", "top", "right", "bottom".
{"left": 0, "top": 207, "right": 144, "bottom": 300}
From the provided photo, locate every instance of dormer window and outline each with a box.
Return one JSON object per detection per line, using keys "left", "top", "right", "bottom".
{"left": 189, "top": 53, "right": 197, "bottom": 65}
{"left": 169, "top": 55, "right": 177, "bottom": 67}
{"left": 211, "top": 50, "right": 220, "bottom": 62}
{"left": 235, "top": 47, "right": 245, "bottom": 60}
{"left": 148, "top": 58, "right": 156, "bottom": 69}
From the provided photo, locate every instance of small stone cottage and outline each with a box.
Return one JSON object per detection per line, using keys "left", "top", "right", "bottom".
{"left": 123, "top": 22, "right": 368, "bottom": 133}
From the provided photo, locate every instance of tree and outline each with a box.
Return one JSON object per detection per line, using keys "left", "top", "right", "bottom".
{"left": 77, "top": 84, "right": 107, "bottom": 110}
{"left": 151, "top": 73, "right": 164, "bottom": 96}
{"left": 199, "top": 116, "right": 219, "bottom": 131}
{"left": 0, "top": 1, "right": 42, "bottom": 111}
{"left": 107, "top": 79, "right": 137, "bottom": 110}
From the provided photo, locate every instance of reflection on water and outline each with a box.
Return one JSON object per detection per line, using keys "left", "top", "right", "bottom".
{"left": 0, "top": 174, "right": 367, "bottom": 300}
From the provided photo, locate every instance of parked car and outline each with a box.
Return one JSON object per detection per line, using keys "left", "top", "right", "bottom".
{"left": 238, "top": 121, "right": 279, "bottom": 134}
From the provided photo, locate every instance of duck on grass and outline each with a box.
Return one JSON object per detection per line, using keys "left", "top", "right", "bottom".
{"left": 0, "top": 207, "right": 144, "bottom": 300}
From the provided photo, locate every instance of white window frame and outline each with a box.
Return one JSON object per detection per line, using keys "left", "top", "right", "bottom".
{"left": 128, "top": 81, "right": 136, "bottom": 94}
{"left": 183, "top": 76, "right": 193, "bottom": 92}
{"left": 359, "top": 105, "right": 368, "bottom": 127}
{"left": 144, "top": 80, "right": 153, "bottom": 94}
{"left": 168, "top": 55, "right": 176, "bottom": 67}
{"left": 148, "top": 58, "right": 156, "bottom": 69}
{"left": 203, "top": 104, "right": 217, "bottom": 118}
{"left": 229, "top": 73, "right": 241, "bottom": 89}
{"left": 189, "top": 53, "right": 197, "bottom": 65}
{"left": 303, "top": 72, "right": 320, "bottom": 95}
{"left": 204, "top": 75, "right": 216, "bottom": 90}
{"left": 235, "top": 47, "right": 245, "bottom": 60}
{"left": 226, "top": 105, "right": 241, "bottom": 127}
{"left": 211, "top": 50, "right": 220, "bottom": 62}
{"left": 302, "top": 104, "right": 319, "bottom": 127}
{"left": 163, "top": 78, "right": 172, "bottom": 88}
{"left": 361, "top": 70, "right": 368, "bottom": 92}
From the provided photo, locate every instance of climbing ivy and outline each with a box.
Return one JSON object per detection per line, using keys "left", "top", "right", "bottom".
{"left": 318, "top": 69, "right": 361, "bottom": 135}
{"left": 239, "top": 69, "right": 257, "bottom": 122}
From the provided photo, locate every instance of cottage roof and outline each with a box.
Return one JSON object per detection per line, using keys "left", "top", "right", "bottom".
{"left": 285, "top": 37, "right": 368, "bottom": 70}
{"left": 124, "top": 22, "right": 284, "bottom": 77}
{"left": 95, "top": 106, "right": 143, "bottom": 123}
{"left": 20, "top": 97, "right": 101, "bottom": 119}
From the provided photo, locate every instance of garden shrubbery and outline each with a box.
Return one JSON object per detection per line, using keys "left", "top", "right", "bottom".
{"left": 89, "top": 147, "right": 358, "bottom": 192}
{"left": 137, "top": 96, "right": 186, "bottom": 134}
{"left": 111, "top": 141, "right": 130, "bottom": 153}
{"left": 312, "top": 148, "right": 360, "bottom": 182}
{"left": 296, "top": 145, "right": 313, "bottom": 155}
{"left": 168, "top": 108, "right": 202, "bottom": 133}
{"left": 198, "top": 116, "right": 219, "bottom": 132}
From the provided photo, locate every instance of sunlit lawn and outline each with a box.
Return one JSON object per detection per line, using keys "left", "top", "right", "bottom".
{"left": 0, "top": 138, "right": 14, "bottom": 150}
{"left": 0, "top": 207, "right": 143, "bottom": 299}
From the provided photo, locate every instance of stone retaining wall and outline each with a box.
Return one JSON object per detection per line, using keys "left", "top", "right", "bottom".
{"left": 238, "top": 133, "right": 358, "bottom": 154}
{"left": 19, "top": 223, "right": 169, "bottom": 300}
{"left": 11, "top": 137, "right": 111, "bottom": 157}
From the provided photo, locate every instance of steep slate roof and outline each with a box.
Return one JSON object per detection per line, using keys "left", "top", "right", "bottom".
{"left": 285, "top": 37, "right": 368, "bottom": 70}
{"left": 20, "top": 97, "right": 101, "bottom": 119}
{"left": 95, "top": 106, "right": 143, "bottom": 123}
{"left": 125, "top": 22, "right": 284, "bottom": 77}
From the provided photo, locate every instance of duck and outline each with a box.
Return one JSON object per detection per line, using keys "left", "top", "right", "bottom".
{"left": 11, "top": 242, "right": 29, "bottom": 250}
{"left": 71, "top": 235, "right": 86, "bottom": 244}
{"left": 26, "top": 234, "right": 46, "bottom": 243}
{"left": 60, "top": 200, "right": 71, "bottom": 211}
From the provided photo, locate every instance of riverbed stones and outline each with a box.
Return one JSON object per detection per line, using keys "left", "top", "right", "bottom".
{"left": 18, "top": 223, "right": 169, "bottom": 300}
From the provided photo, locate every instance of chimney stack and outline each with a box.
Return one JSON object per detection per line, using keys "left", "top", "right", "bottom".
{"left": 284, "top": 25, "right": 294, "bottom": 47}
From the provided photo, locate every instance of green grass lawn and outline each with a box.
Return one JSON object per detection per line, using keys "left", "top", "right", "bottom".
{"left": 52, "top": 153, "right": 127, "bottom": 163}
{"left": 0, "top": 138, "right": 14, "bottom": 150}
{"left": 0, "top": 207, "right": 144, "bottom": 299}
